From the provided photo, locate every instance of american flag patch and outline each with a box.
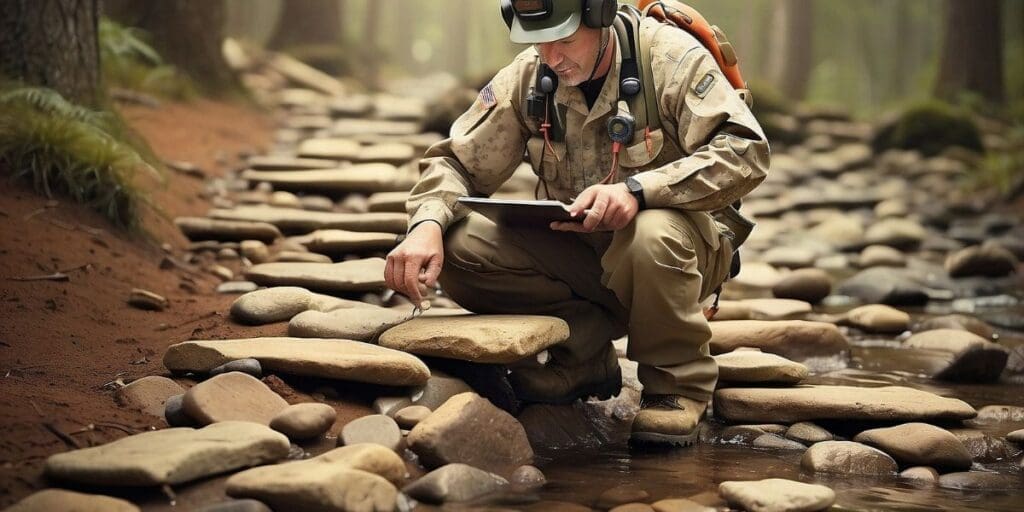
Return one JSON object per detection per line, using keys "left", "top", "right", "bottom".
{"left": 479, "top": 84, "right": 497, "bottom": 109}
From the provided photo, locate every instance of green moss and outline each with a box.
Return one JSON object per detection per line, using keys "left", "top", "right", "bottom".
{"left": 872, "top": 102, "right": 984, "bottom": 157}
{"left": 99, "top": 18, "right": 196, "bottom": 100}
{"left": 0, "top": 85, "right": 162, "bottom": 230}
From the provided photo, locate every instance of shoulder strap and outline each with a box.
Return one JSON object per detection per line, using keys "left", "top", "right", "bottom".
{"left": 612, "top": 7, "right": 661, "bottom": 143}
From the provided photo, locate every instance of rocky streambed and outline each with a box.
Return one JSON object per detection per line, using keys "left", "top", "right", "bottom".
{"left": 6, "top": 52, "right": 1023, "bottom": 512}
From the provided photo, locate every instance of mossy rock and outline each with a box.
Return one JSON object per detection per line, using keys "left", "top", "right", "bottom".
{"left": 872, "top": 102, "right": 984, "bottom": 157}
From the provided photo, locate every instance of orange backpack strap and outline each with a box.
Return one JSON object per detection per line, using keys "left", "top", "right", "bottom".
{"left": 638, "top": 0, "right": 752, "bottom": 107}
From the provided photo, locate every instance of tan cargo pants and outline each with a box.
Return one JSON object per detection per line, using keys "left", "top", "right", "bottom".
{"left": 439, "top": 208, "right": 734, "bottom": 402}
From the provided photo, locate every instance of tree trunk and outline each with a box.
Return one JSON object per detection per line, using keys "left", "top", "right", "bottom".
{"left": 0, "top": 0, "right": 101, "bottom": 105}
{"left": 103, "top": 0, "right": 241, "bottom": 96}
{"left": 767, "top": 0, "right": 814, "bottom": 101}
{"left": 934, "top": 0, "right": 1005, "bottom": 104}
{"left": 268, "top": 0, "right": 342, "bottom": 49}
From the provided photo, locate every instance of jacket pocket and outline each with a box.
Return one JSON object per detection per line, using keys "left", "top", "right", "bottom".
{"left": 619, "top": 128, "right": 664, "bottom": 169}
{"left": 526, "top": 137, "right": 570, "bottom": 193}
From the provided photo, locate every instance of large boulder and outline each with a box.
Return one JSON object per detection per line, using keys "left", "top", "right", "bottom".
{"left": 709, "top": 321, "right": 849, "bottom": 361}
{"left": 379, "top": 315, "right": 568, "bottom": 364}
{"left": 853, "top": 423, "right": 972, "bottom": 470}
{"left": 904, "top": 329, "right": 1008, "bottom": 382}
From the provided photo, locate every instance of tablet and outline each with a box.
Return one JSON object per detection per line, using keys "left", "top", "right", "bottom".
{"left": 457, "top": 197, "right": 584, "bottom": 228}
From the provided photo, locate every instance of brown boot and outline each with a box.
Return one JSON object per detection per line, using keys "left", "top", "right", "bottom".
{"left": 510, "top": 346, "right": 622, "bottom": 405}
{"left": 630, "top": 394, "right": 707, "bottom": 446}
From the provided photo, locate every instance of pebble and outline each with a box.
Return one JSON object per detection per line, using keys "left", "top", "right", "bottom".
{"left": 752, "top": 433, "right": 806, "bottom": 450}
{"left": 182, "top": 372, "right": 289, "bottom": 425}
{"left": 128, "top": 288, "right": 168, "bottom": 311}
{"left": 510, "top": 464, "right": 546, "bottom": 490}
{"left": 899, "top": 466, "right": 939, "bottom": 483}
{"left": 240, "top": 240, "right": 271, "bottom": 264}
{"left": 714, "top": 348, "right": 809, "bottom": 384}
{"left": 771, "top": 268, "right": 832, "bottom": 303}
{"left": 937, "top": 471, "right": 1021, "bottom": 491}
{"left": 393, "top": 405, "right": 432, "bottom": 430}
{"left": 193, "top": 499, "right": 273, "bottom": 512}
{"left": 802, "top": 440, "right": 898, "bottom": 476}
{"left": 650, "top": 498, "right": 716, "bottom": 512}
{"left": 270, "top": 403, "right": 337, "bottom": 440}
{"left": 839, "top": 304, "right": 910, "bottom": 333}
{"left": 209, "top": 358, "right": 263, "bottom": 378}
{"left": 402, "top": 463, "right": 508, "bottom": 504}
{"left": 945, "top": 241, "right": 1019, "bottom": 278}
{"left": 163, "top": 394, "right": 194, "bottom": 427}
{"left": 785, "top": 422, "right": 833, "bottom": 444}
{"left": 217, "top": 281, "right": 260, "bottom": 294}
{"left": 340, "top": 414, "right": 402, "bottom": 451}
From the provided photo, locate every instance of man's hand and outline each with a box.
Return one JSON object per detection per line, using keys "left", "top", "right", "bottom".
{"left": 550, "top": 183, "right": 639, "bottom": 232}
{"left": 385, "top": 221, "right": 444, "bottom": 305}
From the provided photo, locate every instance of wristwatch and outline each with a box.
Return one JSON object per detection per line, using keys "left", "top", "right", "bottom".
{"left": 625, "top": 176, "right": 646, "bottom": 210}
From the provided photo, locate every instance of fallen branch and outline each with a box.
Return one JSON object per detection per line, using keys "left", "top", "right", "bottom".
{"left": 43, "top": 422, "right": 82, "bottom": 449}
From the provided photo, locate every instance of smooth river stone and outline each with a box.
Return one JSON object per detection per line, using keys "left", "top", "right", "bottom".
{"left": 230, "top": 286, "right": 375, "bottom": 325}
{"left": 354, "top": 143, "right": 416, "bottom": 164}
{"left": 709, "top": 320, "right": 850, "bottom": 361}
{"left": 839, "top": 304, "right": 910, "bottom": 333}
{"left": 174, "top": 217, "right": 282, "bottom": 243}
{"left": 739, "top": 298, "right": 813, "bottom": 319}
{"left": 183, "top": 372, "right": 288, "bottom": 426}
{"left": 379, "top": 315, "right": 569, "bottom": 364}
{"left": 408, "top": 392, "right": 533, "bottom": 474}
{"left": 403, "top": 463, "right": 508, "bottom": 504}
{"left": 114, "top": 376, "right": 185, "bottom": 417}
{"left": 713, "top": 349, "right": 809, "bottom": 384}
{"left": 331, "top": 119, "right": 421, "bottom": 137}
{"left": 210, "top": 206, "right": 408, "bottom": 234}
{"left": 45, "top": 422, "right": 289, "bottom": 486}
{"left": 801, "top": 441, "right": 898, "bottom": 476}
{"left": 289, "top": 308, "right": 409, "bottom": 341}
{"left": 244, "top": 259, "right": 387, "bottom": 294}
{"left": 944, "top": 241, "right": 1019, "bottom": 278}
{"left": 771, "top": 268, "right": 832, "bottom": 304}
{"left": 937, "top": 471, "right": 1022, "bottom": 491}
{"left": 272, "top": 250, "right": 332, "bottom": 263}
{"left": 864, "top": 218, "right": 927, "bottom": 250}
{"left": 853, "top": 423, "right": 972, "bottom": 470}
{"left": 163, "top": 337, "right": 431, "bottom": 386}
{"left": 339, "top": 414, "right": 402, "bottom": 451}
{"left": 292, "top": 229, "right": 399, "bottom": 255}
{"left": 367, "top": 192, "right": 409, "bottom": 213}
{"left": 297, "top": 137, "right": 362, "bottom": 160}
{"left": 226, "top": 444, "right": 405, "bottom": 512}
{"left": 270, "top": 403, "right": 337, "bottom": 440}
{"left": 240, "top": 165, "right": 415, "bottom": 195}
{"left": 4, "top": 489, "right": 140, "bottom": 512}
{"left": 713, "top": 385, "right": 976, "bottom": 423}
{"left": 785, "top": 422, "right": 833, "bottom": 444}
{"left": 904, "top": 329, "right": 1008, "bottom": 382}
{"left": 719, "top": 478, "right": 836, "bottom": 512}
{"left": 247, "top": 155, "right": 338, "bottom": 170}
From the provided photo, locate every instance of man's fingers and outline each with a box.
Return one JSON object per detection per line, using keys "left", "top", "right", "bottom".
{"left": 403, "top": 256, "right": 424, "bottom": 304}
{"left": 423, "top": 253, "right": 443, "bottom": 287}
{"left": 569, "top": 187, "right": 597, "bottom": 215}
{"left": 384, "top": 255, "right": 397, "bottom": 290}
{"left": 583, "top": 196, "right": 609, "bottom": 231}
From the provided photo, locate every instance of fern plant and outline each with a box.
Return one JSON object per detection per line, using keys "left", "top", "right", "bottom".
{"left": 99, "top": 18, "right": 196, "bottom": 100}
{"left": 0, "top": 85, "right": 161, "bottom": 229}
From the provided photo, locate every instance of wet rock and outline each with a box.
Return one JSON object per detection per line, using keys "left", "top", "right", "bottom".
{"left": 217, "top": 281, "right": 259, "bottom": 294}
{"left": 714, "top": 348, "right": 809, "bottom": 384}
{"left": 904, "top": 329, "right": 1008, "bottom": 382}
{"left": 915, "top": 314, "right": 996, "bottom": 340}
{"left": 409, "top": 370, "right": 473, "bottom": 410}
{"left": 226, "top": 444, "right": 404, "bottom": 511}
{"left": 340, "top": 414, "right": 402, "bottom": 451}
{"left": 211, "top": 205, "right": 408, "bottom": 234}
{"left": 379, "top": 315, "right": 569, "bottom": 364}
{"left": 270, "top": 403, "right": 337, "bottom": 440}
{"left": 838, "top": 304, "right": 910, "bottom": 334}
{"left": 837, "top": 267, "right": 932, "bottom": 305}
{"left": 374, "top": 396, "right": 414, "bottom": 418}
{"left": 288, "top": 307, "right": 408, "bottom": 341}
{"left": 1007, "top": 429, "right": 1024, "bottom": 444}
{"left": 114, "top": 376, "right": 185, "bottom": 417}
{"left": 719, "top": 478, "right": 835, "bottom": 512}
{"left": 244, "top": 259, "right": 387, "bottom": 294}
{"left": 175, "top": 217, "right": 282, "bottom": 243}
{"left": 899, "top": 466, "right": 939, "bottom": 483}
{"left": 4, "top": 489, "right": 140, "bottom": 512}
{"left": 740, "top": 298, "right": 813, "bottom": 319}
{"left": 210, "top": 358, "right": 262, "bottom": 378}
{"left": 182, "top": 372, "right": 289, "bottom": 425}
{"left": 403, "top": 463, "right": 507, "bottom": 504}
{"left": 272, "top": 250, "right": 332, "bottom": 263}
{"left": 937, "top": 472, "right": 1021, "bottom": 491}
{"left": 163, "top": 394, "right": 194, "bottom": 427}
{"left": 45, "top": 422, "right": 289, "bottom": 486}
{"left": 650, "top": 498, "right": 715, "bottom": 512}
{"left": 714, "top": 385, "right": 976, "bottom": 423}
{"left": 596, "top": 485, "right": 650, "bottom": 509}
{"left": 240, "top": 240, "right": 271, "bottom": 264}
{"left": 128, "top": 288, "right": 168, "bottom": 311}
{"left": 801, "top": 440, "right": 898, "bottom": 476}
{"left": 771, "top": 268, "right": 832, "bottom": 303}
{"left": 193, "top": 499, "right": 273, "bottom": 512}
{"left": 517, "top": 391, "right": 641, "bottom": 450}
{"left": 709, "top": 321, "right": 850, "bottom": 361}
{"left": 864, "top": 218, "right": 927, "bottom": 250}
{"left": 971, "top": 404, "right": 1024, "bottom": 424}
{"left": 853, "top": 423, "right": 972, "bottom": 470}
{"left": 945, "top": 241, "right": 1019, "bottom": 278}
{"left": 408, "top": 392, "right": 533, "bottom": 473}
{"left": 164, "top": 337, "right": 431, "bottom": 386}
{"left": 785, "top": 422, "right": 833, "bottom": 444}
{"left": 510, "top": 464, "right": 546, "bottom": 490}
{"left": 294, "top": 229, "right": 399, "bottom": 255}
{"left": 947, "top": 429, "right": 1021, "bottom": 462}
{"left": 858, "top": 244, "right": 906, "bottom": 268}
{"left": 394, "top": 405, "right": 432, "bottom": 430}
{"left": 753, "top": 433, "right": 806, "bottom": 450}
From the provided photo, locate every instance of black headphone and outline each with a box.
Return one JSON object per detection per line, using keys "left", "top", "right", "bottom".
{"left": 501, "top": 0, "right": 617, "bottom": 32}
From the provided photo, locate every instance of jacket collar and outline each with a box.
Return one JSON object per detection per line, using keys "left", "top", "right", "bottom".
{"left": 553, "top": 33, "right": 621, "bottom": 124}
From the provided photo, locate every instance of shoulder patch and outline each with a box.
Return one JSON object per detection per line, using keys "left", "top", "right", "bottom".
{"left": 694, "top": 72, "right": 715, "bottom": 98}
{"left": 479, "top": 83, "right": 497, "bottom": 109}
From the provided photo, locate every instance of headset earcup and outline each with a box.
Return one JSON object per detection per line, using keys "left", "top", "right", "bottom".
{"left": 500, "top": 0, "right": 514, "bottom": 30}
{"left": 600, "top": 0, "right": 617, "bottom": 28}
{"left": 582, "top": 0, "right": 599, "bottom": 28}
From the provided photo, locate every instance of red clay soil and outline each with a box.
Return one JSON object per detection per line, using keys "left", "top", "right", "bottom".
{"left": 0, "top": 99, "right": 374, "bottom": 508}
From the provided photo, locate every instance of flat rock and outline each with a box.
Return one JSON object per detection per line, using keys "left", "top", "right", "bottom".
{"left": 379, "top": 315, "right": 569, "bottom": 364}
{"left": 719, "top": 478, "right": 836, "bottom": 512}
{"left": 272, "top": 250, "right": 332, "bottom": 263}
{"left": 288, "top": 307, "right": 408, "bottom": 341}
{"left": 367, "top": 191, "right": 409, "bottom": 213}
{"left": 970, "top": 404, "right": 1024, "bottom": 424}
{"left": 245, "top": 259, "right": 387, "bottom": 293}
{"left": 403, "top": 463, "right": 508, "bottom": 504}
{"left": 838, "top": 304, "right": 910, "bottom": 333}
{"left": 753, "top": 433, "right": 806, "bottom": 450}
{"left": 731, "top": 262, "right": 784, "bottom": 289}
{"left": 853, "top": 423, "right": 972, "bottom": 470}
{"left": 837, "top": 267, "right": 933, "bottom": 306}
{"left": 193, "top": 499, "right": 273, "bottom": 512}
{"left": 355, "top": 143, "right": 416, "bottom": 164}
{"left": 709, "top": 321, "right": 850, "bottom": 361}
{"left": 211, "top": 206, "right": 408, "bottom": 234}
{"left": 296, "top": 138, "right": 361, "bottom": 160}
{"left": 340, "top": 414, "right": 402, "bottom": 451}
{"left": 740, "top": 298, "right": 813, "bottom": 319}
{"left": 410, "top": 371, "right": 474, "bottom": 410}
{"left": 859, "top": 244, "right": 906, "bottom": 268}
{"left": 915, "top": 314, "right": 997, "bottom": 340}
{"left": 114, "top": 376, "right": 185, "bottom": 417}
{"left": 247, "top": 155, "right": 338, "bottom": 170}
{"left": 226, "top": 444, "right": 404, "bottom": 512}
{"left": 785, "top": 422, "right": 833, "bottom": 444}
{"left": 771, "top": 268, "right": 832, "bottom": 303}
{"left": 1007, "top": 428, "right": 1024, "bottom": 443}
{"left": 217, "top": 281, "right": 259, "bottom": 294}
{"left": 408, "top": 392, "right": 533, "bottom": 473}
{"left": 4, "top": 489, "right": 140, "bottom": 512}
{"left": 904, "top": 329, "right": 1008, "bottom": 382}
{"left": 164, "top": 337, "right": 431, "bottom": 386}
{"left": 760, "top": 246, "right": 818, "bottom": 269}
{"left": 597, "top": 485, "right": 650, "bottom": 509}
{"left": 331, "top": 119, "right": 420, "bottom": 137}
{"left": 292, "top": 229, "right": 399, "bottom": 255}
{"left": 230, "top": 286, "right": 374, "bottom": 325}
{"left": 937, "top": 471, "right": 1021, "bottom": 491}
{"left": 45, "top": 422, "right": 289, "bottom": 486}
{"left": 864, "top": 218, "right": 927, "bottom": 250}
{"left": 945, "top": 241, "right": 1019, "bottom": 278}
{"left": 714, "top": 349, "right": 809, "bottom": 384}
{"left": 650, "top": 498, "right": 715, "bottom": 512}
{"left": 128, "top": 288, "right": 168, "bottom": 311}
{"left": 900, "top": 466, "right": 939, "bottom": 483}
{"left": 714, "top": 385, "right": 976, "bottom": 423}
{"left": 240, "top": 165, "right": 415, "bottom": 195}
{"left": 175, "top": 217, "right": 282, "bottom": 243}
{"left": 182, "top": 372, "right": 288, "bottom": 425}
{"left": 270, "top": 403, "right": 337, "bottom": 440}
{"left": 801, "top": 440, "right": 898, "bottom": 476}
{"left": 948, "top": 429, "right": 1021, "bottom": 462}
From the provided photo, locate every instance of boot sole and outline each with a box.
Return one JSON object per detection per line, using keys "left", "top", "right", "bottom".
{"left": 629, "top": 430, "right": 700, "bottom": 447}
{"left": 514, "top": 367, "right": 623, "bottom": 405}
